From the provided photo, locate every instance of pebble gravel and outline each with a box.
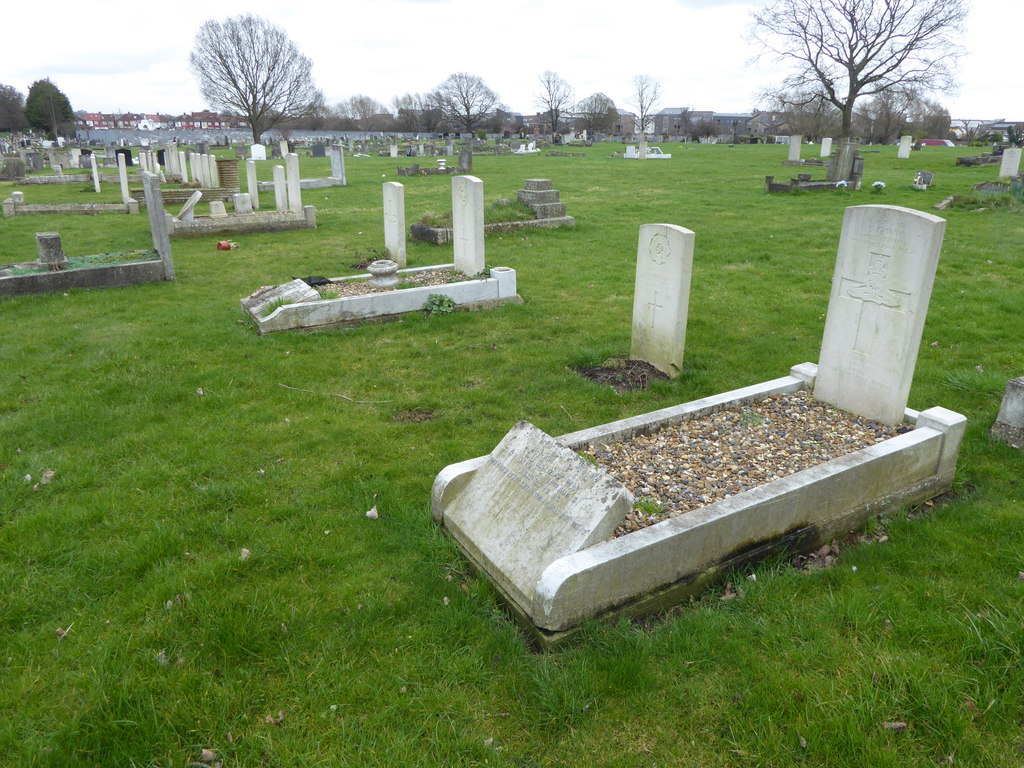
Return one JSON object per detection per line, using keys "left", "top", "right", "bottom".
{"left": 318, "top": 269, "right": 465, "bottom": 298}
{"left": 582, "top": 390, "right": 910, "bottom": 537}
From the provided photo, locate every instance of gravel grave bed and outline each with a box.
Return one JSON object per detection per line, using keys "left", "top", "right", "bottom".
{"left": 318, "top": 269, "right": 467, "bottom": 298}
{"left": 581, "top": 390, "right": 911, "bottom": 537}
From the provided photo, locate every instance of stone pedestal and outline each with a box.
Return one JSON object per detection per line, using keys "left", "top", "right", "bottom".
{"left": 36, "top": 232, "right": 67, "bottom": 268}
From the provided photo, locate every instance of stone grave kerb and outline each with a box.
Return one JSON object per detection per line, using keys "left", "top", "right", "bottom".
{"left": 814, "top": 205, "right": 946, "bottom": 425}
{"left": 630, "top": 223, "right": 695, "bottom": 378}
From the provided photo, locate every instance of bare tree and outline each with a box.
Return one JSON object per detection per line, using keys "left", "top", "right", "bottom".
{"left": 760, "top": 87, "right": 841, "bottom": 140}
{"left": 628, "top": 75, "right": 661, "bottom": 136}
{"left": 535, "top": 71, "right": 573, "bottom": 135}
{"left": 432, "top": 72, "right": 499, "bottom": 133}
{"left": 391, "top": 92, "right": 444, "bottom": 133}
{"left": 343, "top": 94, "right": 387, "bottom": 133}
{"left": 750, "top": 0, "right": 968, "bottom": 137}
{"left": 855, "top": 88, "right": 915, "bottom": 144}
{"left": 189, "top": 14, "right": 324, "bottom": 143}
{"left": 575, "top": 92, "right": 617, "bottom": 136}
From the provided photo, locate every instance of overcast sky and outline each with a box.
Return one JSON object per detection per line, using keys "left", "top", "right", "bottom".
{"left": 3, "top": 0, "right": 1018, "bottom": 121}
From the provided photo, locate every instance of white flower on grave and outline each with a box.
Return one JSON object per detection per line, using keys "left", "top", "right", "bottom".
{"left": 835, "top": 180, "right": 848, "bottom": 189}
{"left": 871, "top": 181, "right": 886, "bottom": 191}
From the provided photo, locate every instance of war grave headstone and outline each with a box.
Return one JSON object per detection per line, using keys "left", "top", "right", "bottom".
{"left": 998, "top": 147, "right": 1021, "bottom": 179}
{"left": 452, "top": 175, "right": 485, "bottom": 275}
{"left": 433, "top": 204, "right": 965, "bottom": 645}
{"left": 820, "top": 137, "right": 833, "bottom": 158}
{"left": 246, "top": 160, "right": 260, "bottom": 210}
{"left": 273, "top": 165, "right": 287, "bottom": 211}
{"left": 329, "top": 144, "right": 346, "bottom": 184}
{"left": 285, "top": 153, "right": 302, "bottom": 213}
{"left": 177, "top": 191, "right": 203, "bottom": 222}
{"left": 630, "top": 224, "right": 694, "bottom": 378}
{"left": 251, "top": 144, "right": 267, "bottom": 161}
{"left": 383, "top": 181, "right": 407, "bottom": 267}
{"left": 897, "top": 135, "right": 912, "bottom": 159}
{"left": 991, "top": 377, "right": 1024, "bottom": 449}
{"left": 89, "top": 154, "right": 101, "bottom": 193}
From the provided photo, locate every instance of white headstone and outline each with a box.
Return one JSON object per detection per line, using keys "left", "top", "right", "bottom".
{"left": 897, "top": 135, "right": 912, "bottom": 159}
{"left": 117, "top": 153, "right": 132, "bottom": 204}
{"left": 177, "top": 190, "right": 203, "bottom": 221}
{"left": 630, "top": 223, "right": 695, "bottom": 378}
{"left": 820, "top": 137, "right": 833, "bottom": 158}
{"left": 178, "top": 151, "right": 189, "bottom": 184}
{"left": 624, "top": 145, "right": 638, "bottom": 159}
{"left": 246, "top": 159, "right": 260, "bottom": 210}
{"left": 452, "top": 175, "right": 485, "bottom": 276}
{"left": 441, "top": 421, "right": 633, "bottom": 611}
{"left": 273, "top": 165, "right": 287, "bottom": 211}
{"left": 788, "top": 135, "right": 802, "bottom": 162}
{"left": 639, "top": 139, "right": 648, "bottom": 160}
{"left": 278, "top": 140, "right": 289, "bottom": 159}
{"left": 382, "top": 181, "right": 407, "bottom": 268}
{"left": 233, "top": 192, "right": 253, "bottom": 214}
{"left": 389, "top": 144, "right": 398, "bottom": 158}
{"left": 250, "top": 143, "right": 267, "bottom": 161}
{"left": 209, "top": 200, "right": 227, "bottom": 218}
{"left": 89, "top": 154, "right": 100, "bottom": 193}
{"left": 285, "top": 153, "right": 302, "bottom": 213}
{"left": 207, "top": 154, "right": 219, "bottom": 188}
{"left": 329, "top": 144, "right": 346, "bottom": 184}
{"left": 814, "top": 205, "right": 947, "bottom": 425}
{"left": 998, "top": 147, "right": 1021, "bottom": 179}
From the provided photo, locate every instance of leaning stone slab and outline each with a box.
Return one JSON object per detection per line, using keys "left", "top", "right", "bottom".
{"left": 433, "top": 362, "right": 966, "bottom": 647}
{"left": 991, "top": 376, "right": 1024, "bottom": 449}
{"left": 442, "top": 421, "right": 633, "bottom": 611}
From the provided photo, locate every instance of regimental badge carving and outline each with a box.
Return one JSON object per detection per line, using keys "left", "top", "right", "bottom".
{"left": 648, "top": 233, "right": 669, "bottom": 265}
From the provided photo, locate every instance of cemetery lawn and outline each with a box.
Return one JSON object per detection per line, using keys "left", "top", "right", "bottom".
{"left": 1, "top": 144, "right": 1022, "bottom": 767}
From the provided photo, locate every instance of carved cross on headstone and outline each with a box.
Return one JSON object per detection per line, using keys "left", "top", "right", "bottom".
{"left": 839, "top": 252, "right": 910, "bottom": 354}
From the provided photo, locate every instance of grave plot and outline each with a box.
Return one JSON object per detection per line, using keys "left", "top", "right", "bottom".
{"left": 765, "top": 138, "right": 864, "bottom": 192}
{"left": 433, "top": 205, "right": 966, "bottom": 647}
{"left": 0, "top": 173, "right": 174, "bottom": 297}
{"left": 241, "top": 177, "right": 521, "bottom": 334}
{"left": 410, "top": 178, "right": 574, "bottom": 244}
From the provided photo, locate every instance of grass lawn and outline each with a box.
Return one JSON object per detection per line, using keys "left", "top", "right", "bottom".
{"left": 1, "top": 142, "right": 1022, "bottom": 767}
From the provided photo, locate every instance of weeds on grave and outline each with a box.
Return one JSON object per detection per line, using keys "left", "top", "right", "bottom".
{"left": 423, "top": 294, "right": 456, "bottom": 316}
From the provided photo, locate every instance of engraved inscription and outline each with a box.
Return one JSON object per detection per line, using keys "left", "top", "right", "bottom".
{"left": 486, "top": 452, "right": 587, "bottom": 535}
{"left": 840, "top": 251, "right": 911, "bottom": 355}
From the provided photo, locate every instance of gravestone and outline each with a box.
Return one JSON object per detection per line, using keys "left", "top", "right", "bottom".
{"left": 209, "top": 201, "right": 227, "bottom": 218}
{"left": 1, "top": 157, "right": 25, "bottom": 179}
{"left": 639, "top": 140, "right": 648, "bottom": 160}
{"left": 35, "top": 232, "right": 67, "bottom": 268}
{"left": 814, "top": 205, "right": 946, "bottom": 425}
{"left": 440, "top": 421, "right": 633, "bottom": 611}
{"left": 329, "top": 144, "right": 346, "bottom": 183}
{"left": 913, "top": 171, "right": 934, "bottom": 190}
{"left": 117, "top": 153, "right": 132, "bottom": 204}
{"left": 243, "top": 279, "right": 320, "bottom": 318}
{"left": 177, "top": 191, "right": 202, "bottom": 221}
{"left": 233, "top": 192, "right": 253, "bottom": 214}
{"left": 141, "top": 171, "right": 174, "bottom": 278}
{"left": 25, "top": 151, "right": 43, "bottom": 171}
{"left": 788, "top": 135, "right": 802, "bottom": 163}
{"left": 389, "top": 144, "right": 398, "bottom": 158}
{"left": 197, "top": 141, "right": 209, "bottom": 156}
{"left": 624, "top": 145, "right": 638, "bottom": 159}
{"left": 89, "top": 154, "right": 101, "bottom": 193}
{"left": 458, "top": 142, "right": 473, "bottom": 172}
{"left": 821, "top": 137, "right": 833, "bottom": 158}
{"left": 311, "top": 143, "right": 326, "bottom": 158}
{"left": 116, "top": 148, "right": 133, "bottom": 167}
{"left": 278, "top": 140, "right": 288, "bottom": 159}
{"left": 998, "top": 147, "right": 1021, "bottom": 179}
{"left": 990, "top": 376, "right": 1024, "bottom": 449}
{"left": 897, "top": 135, "right": 912, "bottom": 159}
{"left": 246, "top": 159, "right": 260, "bottom": 210}
{"left": 829, "top": 139, "right": 857, "bottom": 182}
{"left": 272, "top": 165, "right": 287, "bottom": 211}
{"left": 452, "top": 175, "right": 485, "bottom": 275}
{"left": 382, "top": 181, "right": 407, "bottom": 267}
{"left": 285, "top": 153, "right": 302, "bottom": 213}
{"left": 630, "top": 224, "right": 694, "bottom": 378}
{"left": 250, "top": 143, "right": 267, "bottom": 161}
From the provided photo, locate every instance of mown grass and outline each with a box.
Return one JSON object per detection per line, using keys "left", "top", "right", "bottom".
{"left": 1, "top": 142, "right": 1022, "bottom": 767}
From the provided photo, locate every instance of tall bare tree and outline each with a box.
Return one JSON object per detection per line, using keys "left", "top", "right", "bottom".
{"left": 750, "top": 0, "right": 968, "bottom": 137}
{"left": 432, "top": 73, "right": 499, "bottom": 133}
{"left": 575, "top": 92, "right": 617, "bottom": 136}
{"left": 535, "top": 71, "right": 573, "bottom": 135}
{"left": 760, "top": 87, "right": 841, "bottom": 140}
{"left": 628, "top": 75, "right": 661, "bottom": 136}
{"left": 189, "top": 14, "right": 324, "bottom": 143}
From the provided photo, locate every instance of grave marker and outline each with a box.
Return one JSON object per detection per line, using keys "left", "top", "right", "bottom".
{"left": 897, "top": 135, "right": 912, "bottom": 159}
{"left": 383, "top": 181, "right": 407, "bottom": 267}
{"left": 820, "top": 137, "right": 833, "bottom": 158}
{"left": 788, "top": 135, "right": 802, "bottom": 162}
{"left": 329, "top": 144, "right": 346, "bottom": 184}
{"left": 814, "top": 205, "right": 946, "bottom": 424}
{"left": 89, "top": 154, "right": 100, "bottom": 193}
{"left": 117, "top": 153, "right": 131, "bottom": 204}
{"left": 246, "top": 159, "right": 260, "bottom": 210}
{"left": 441, "top": 421, "right": 633, "bottom": 611}
{"left": 998, "top": 147, "right": 1021, "bottom": 178}
{"left": 177, "top": 191, "right": 202, "bottom": 221}
{"left": 452, "top": 175, "right": 484, "bottom": 275}
{"left": 285, "top": 153, "right": 302, "bottom": 213}
{"left": 273, "top": 165, "right": 287, "bottom": 211}
{"left": 630, "top": 224, "right": 694, "bottom": 378}
{"left": 991, "top": 376, "right": 1024, "bottom": 449}
{"left": 250, "top": 143, "right": 267, "bottom": 161}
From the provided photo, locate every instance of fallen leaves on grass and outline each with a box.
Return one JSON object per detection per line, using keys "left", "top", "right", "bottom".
{"left": 32, "top": 468, "right": 56, "bottom": 491}
{"left": 881, "top": 721, "right": 909, "bottom": 732}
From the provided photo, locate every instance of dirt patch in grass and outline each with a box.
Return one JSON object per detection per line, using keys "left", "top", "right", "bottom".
{"left": 574, "top": 358, "right": 669, "bottom": 393}
{"left": 394, "top": 409, "right": 436, "bottom": 423}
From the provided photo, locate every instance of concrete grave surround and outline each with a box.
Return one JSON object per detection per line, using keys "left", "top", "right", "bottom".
{"left": 898, "top": 135, "right": 912, "bottom": 159}
{"left": 383, "top": 182, "right": 407, "bottom": 267}
{"left": 991, "top": 376, "right": 1024, "bottom": 449}
{"left": 820, "top": 137, "right": 833, "bottom": 158}
{"left": 630, "top": 224, "right": 694, "bottom": 378}
{"left": 441, "top": 421, "right": 633, "bottom": 611}
{"left": 452, "top": 175, "right": 485, "bottom": 275}
{"left": 998, "top": 147, "right": 1021, "bottom": 179}
{"left": 815, "top": 205, "right": 945, "bottom": 425}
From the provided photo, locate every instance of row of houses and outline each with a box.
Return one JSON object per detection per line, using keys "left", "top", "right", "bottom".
{"left": 76, "top": 111, "right": 249, "bottom": 131}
